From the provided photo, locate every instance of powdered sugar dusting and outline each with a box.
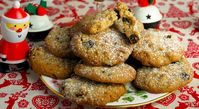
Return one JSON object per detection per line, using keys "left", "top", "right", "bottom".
{"left": 71, "top": 28, "right": 133, "bottom": 66}
{"left": 60, "top": 76, "right": 126, "bottom": 106}
{"left": 74, "top": 63, "right": 136, "bottom": 83}
{"left": 136, "top": 29, "right": 183, "bottom": 54}
{"left": 134, "top": 57, "right": 193, "bottom": 93}
{"left": 132, "top": 29, "right": 184, "bottom": 67}
{"left": 45, "top": 27, "right": 72, "bottom": 57}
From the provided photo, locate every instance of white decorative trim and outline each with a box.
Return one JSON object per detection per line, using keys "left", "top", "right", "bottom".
{"left": 134, "top": 5, "right": 162, "bottom": 23}
{"left": 0, "top": 53, "right": 6, "bottom": 58}
{"left": 0, "top": 59, "right": 25, "bottom": 64}
{"left": 1, "top": 14, "right": 30, "bottom": 24}
{"left": 28, "top": 15, "right": 53, "bottom": 32}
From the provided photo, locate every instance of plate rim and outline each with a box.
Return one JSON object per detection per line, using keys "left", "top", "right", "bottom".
{"left": 40, "top": 75, "right": 64, "bottom": 98}
{"left": 40, "top": 75, "right": 172, "bottom": 108}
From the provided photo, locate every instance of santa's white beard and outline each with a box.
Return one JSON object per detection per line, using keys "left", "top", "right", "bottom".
{"left": 1, "top": 23, "right": 29, "bottom": 43}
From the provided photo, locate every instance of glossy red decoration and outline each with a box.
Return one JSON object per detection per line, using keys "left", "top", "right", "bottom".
{"left": 138, "top": 0, "right": 156, "bottom": 7}
{"left": 37, "top": 6, "right": 47, "bottom": 16}
{"left": 5, "top": 8, "right": 27, "bottom": 19}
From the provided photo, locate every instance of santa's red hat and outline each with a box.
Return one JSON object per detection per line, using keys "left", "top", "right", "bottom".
{"left": 1, "top": 1, "right": 29, "bottom": 23}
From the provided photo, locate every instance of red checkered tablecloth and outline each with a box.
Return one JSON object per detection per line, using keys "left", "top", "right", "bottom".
{"left": 0, "top": 0, "right": 199, "bottom": 109}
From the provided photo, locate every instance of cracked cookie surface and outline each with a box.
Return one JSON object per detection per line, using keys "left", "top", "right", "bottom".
{"left": 114, "top": 2, "right": 144, "bottom": 43}
{"left": 78, "top": 10, "right": 117, "bottom": 34}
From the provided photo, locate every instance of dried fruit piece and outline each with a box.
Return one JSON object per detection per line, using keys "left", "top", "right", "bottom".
{"left": 83, "top": 40, "right": 95, "bottom": 49}
{"left": 180, "top": 73, "right": 190, "bottom": 81}
{"left": 129, "top": 35, "right": 139, "bottom": 44}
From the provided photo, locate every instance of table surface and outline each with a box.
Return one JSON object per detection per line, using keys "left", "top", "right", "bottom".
{"left": 0, "top": 0, "right": 199, "bottom": 109}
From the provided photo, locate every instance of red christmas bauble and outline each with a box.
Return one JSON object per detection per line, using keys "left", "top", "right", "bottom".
{"left": 138, "top": 0, "right": 149, "bottom": 7}
{"left": 138, "top": 0, "right": 156, "bottom": 7}
{"left": 37, "top": 6, "right": 46, "bottom": 16}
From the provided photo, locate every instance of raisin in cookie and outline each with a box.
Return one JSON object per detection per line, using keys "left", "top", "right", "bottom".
{"left": 77, "top": 9, "right": 117, "bottom": 34}
{"left": 134, "top": 57, "right": 193, "bottom": 93}
{"left": 71, "top": 28, "right": 133, "bottom": 66}
{"left": 28, "top": 46, "right": 77, "bottom": 79}
{"left": 74, "top": 63, "right": 136, "bottom": 83}
{"left": 132, "top": 29, "right": 184, "bottom": 67}
{"left": 60, "top": 76, "right": 126, "bottom": 106}
{"left": 45, "top": 27, "right": 74, "bottom": 58}
{"left": 114, "top": 2, "right": 144, "bottom": 43}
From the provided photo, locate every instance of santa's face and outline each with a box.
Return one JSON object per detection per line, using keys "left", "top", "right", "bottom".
{"left": 1, "top": 21, "right": 29, "bottom": 43}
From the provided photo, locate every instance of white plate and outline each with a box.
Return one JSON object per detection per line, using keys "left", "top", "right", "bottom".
{"left": 40, "top": 75, "right": 171, "bottom": 107}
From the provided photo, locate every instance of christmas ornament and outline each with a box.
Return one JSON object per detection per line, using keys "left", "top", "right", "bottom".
{"left": 37, "top": 6, "right": 47, "bottom": 16}
{"left": 25, "top": 0, "right": 53, "bottom": 41}
{"left": 134, "top": 0, "right": 162, "bottom": 29}
{"left": 0, "top": 1, "right": 30, "bottom": 73}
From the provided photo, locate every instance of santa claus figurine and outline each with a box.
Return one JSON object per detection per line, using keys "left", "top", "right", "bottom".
{"left": 134, "top": 0, "right": 162, "bottom": 29}
{"left": 0, "top": 1, "right": 30, "bottom": 73}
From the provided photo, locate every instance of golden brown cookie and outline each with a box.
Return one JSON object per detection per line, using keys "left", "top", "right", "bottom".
{"left": 74, "top": 63, "right": 136, "bottom": 83}
{"left": 28, "top": 46, "right": 77, "bottom": 79}
{"left": 60, "top": 76, "right": 126, "bottom": 106}
{"left": 45, "top": 27, "right": 74, "bottom": 58}
{"left": 71, "top": 28, "right": 133, "bottom": 66}
{"left": 132, "top": 29, "right": 184, "bottom": 67}
{"left": 114, "top": 2, "right": 144, "bottom": 43}
{"left": 134, "top": 57, "right": 193, "bottom": 93}
{"left": 78, "top": 9, "right": 117, "bottom": 34}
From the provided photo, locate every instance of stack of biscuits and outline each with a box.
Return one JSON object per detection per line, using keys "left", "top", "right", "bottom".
{"left": 131, "top": 29, "right": 193, "bottom": 93}
{"left": 60, "top": 2, "right": 142, "bottom": 106}
{"left": 28, "top": 2, "right": 193, "bottom": 106}
{"left": 28, "top": 27, "right": 79, "bottom": 79}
